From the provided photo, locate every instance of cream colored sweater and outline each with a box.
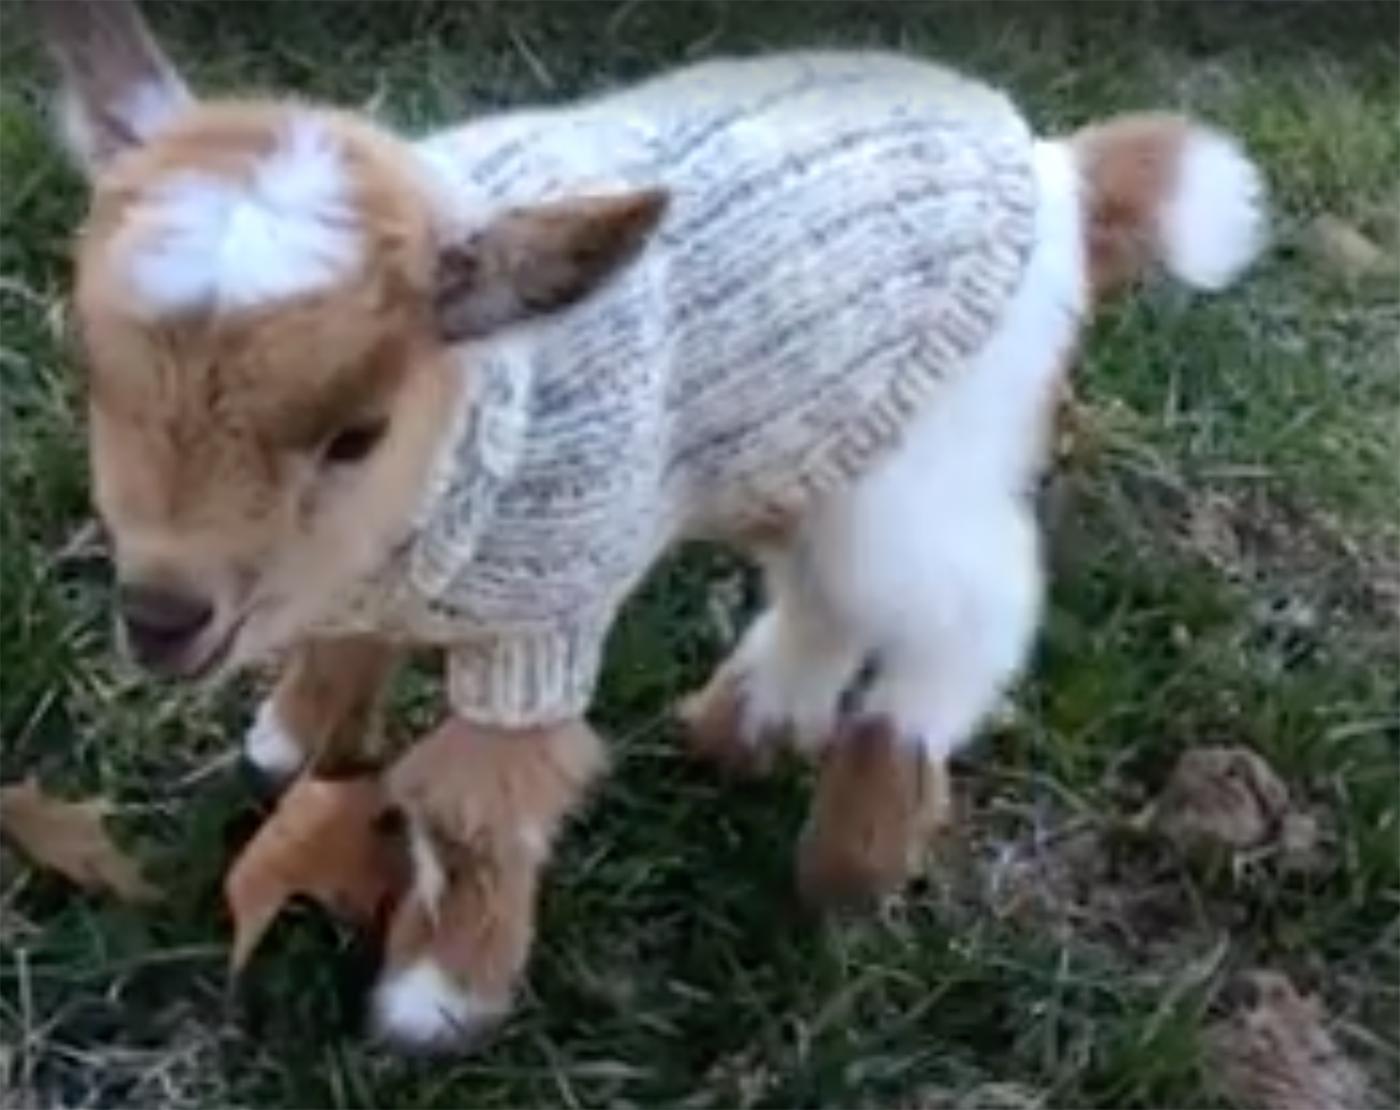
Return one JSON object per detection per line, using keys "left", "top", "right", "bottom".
{"left": 334, "top": 51, "right": 1037, "bottom": 726}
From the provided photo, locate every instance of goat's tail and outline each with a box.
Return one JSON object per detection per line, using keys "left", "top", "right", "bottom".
{"left": 1069, "top": 113, "right": 1267, "bottom": 300}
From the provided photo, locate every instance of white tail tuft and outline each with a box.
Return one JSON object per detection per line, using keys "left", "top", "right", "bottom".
{"left": 1160, "top": 127, "right": 1268, "bottom": 291}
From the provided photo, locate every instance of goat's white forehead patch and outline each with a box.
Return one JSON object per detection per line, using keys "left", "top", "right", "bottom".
{"left": 123, "top": 117, "right": 362, "bottom": 316}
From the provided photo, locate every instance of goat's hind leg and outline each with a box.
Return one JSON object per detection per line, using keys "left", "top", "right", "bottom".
{"left": 795, "top": 494, "right": 1043, "bottom": 906}
{"left": 677, "top": 551, "right": 866, "bottom": 775}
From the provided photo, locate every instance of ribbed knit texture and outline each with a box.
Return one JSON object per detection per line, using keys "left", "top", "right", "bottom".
{"left": 331, "top": 51, "right": 1038, "bottom": 726}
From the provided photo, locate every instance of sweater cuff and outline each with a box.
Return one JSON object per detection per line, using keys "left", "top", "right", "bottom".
{"left": 446, "top": 621, "right": 607, "bottom": 728}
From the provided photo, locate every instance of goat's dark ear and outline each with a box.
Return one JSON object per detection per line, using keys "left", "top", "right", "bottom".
{"left": 35, "top": 0, "right": 193, "bottom": 175}
{"left": 434, "top": 189, "right": 668, "bottom": 341}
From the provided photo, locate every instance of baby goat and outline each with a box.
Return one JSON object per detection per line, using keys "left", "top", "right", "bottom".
{"left": 38, "top": 0, "right": 1264, "bottom": 1049}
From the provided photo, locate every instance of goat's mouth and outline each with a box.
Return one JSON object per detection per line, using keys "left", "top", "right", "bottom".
{"left": 119, "top": 610, "right": 248, "bottom": 683}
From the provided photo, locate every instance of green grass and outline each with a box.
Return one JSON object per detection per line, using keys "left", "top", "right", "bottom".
{"left": 2, "top": 2, "right": 1397, "bottom": 1106}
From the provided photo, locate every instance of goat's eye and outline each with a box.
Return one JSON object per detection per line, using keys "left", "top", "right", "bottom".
{"left": 322, "top": 419, "right": 387, "bottom": 465}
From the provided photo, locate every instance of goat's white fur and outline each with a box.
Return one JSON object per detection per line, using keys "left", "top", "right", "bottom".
{"left": 373, "top": 959, "right": 508, "bottom": 1048}
{"left": 242, "top": 697, "right": 305, "bottom": 779}
{"left": 734, "top": 593, "right": 867, "bottom": 751}
{"left": 406, "top": 817, "right": 448, "bottom": 920}
{"left": 121, "top": 116, "right": 362, "bottom": 316}
{"left": 1161, "top": 127, "right": 1268, "bottom": 291}
{"left": 725, "top": 139, "right": 1085, "bottom": 759}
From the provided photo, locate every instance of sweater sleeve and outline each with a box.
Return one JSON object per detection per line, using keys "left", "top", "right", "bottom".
{"left": 445, "top": 617, "right": 612, "bottom": 728}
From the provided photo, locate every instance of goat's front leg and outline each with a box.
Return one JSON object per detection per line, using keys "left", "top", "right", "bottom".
{"left": 243, "top": 635, "right": 398, "bottom": 780}
{"left": 373, "top": 716, "right": 605, "bottom": 1051}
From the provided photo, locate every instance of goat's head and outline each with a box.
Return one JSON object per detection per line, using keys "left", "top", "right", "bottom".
{"left": 38, "top": 0, "right": 664, "bottom": 677}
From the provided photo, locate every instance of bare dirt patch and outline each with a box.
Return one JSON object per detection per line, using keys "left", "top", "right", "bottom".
{"left": 964, "top": 744, "right": 1331, "bottom": 956}
{"left": 1205, "top": 970, "right": 1372, "bottom": 1110}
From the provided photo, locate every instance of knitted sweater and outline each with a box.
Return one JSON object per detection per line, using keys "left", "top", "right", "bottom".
{"left": 331, "top": 51, "right": 1037, "bottom": 726}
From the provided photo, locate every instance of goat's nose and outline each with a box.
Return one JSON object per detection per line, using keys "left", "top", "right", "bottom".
{"left": 118, "top": 583, "right": 214, "bottom": 669}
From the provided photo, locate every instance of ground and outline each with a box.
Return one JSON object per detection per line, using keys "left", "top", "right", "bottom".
{"left": 1, "top": 2, "right": 1397, "bottom": 1107}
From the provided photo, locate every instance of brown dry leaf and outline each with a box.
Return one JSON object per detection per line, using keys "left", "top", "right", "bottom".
{"left": 224, "top": 774, "right": 407, "bottom": 971}
{"left": 1205, "top": 970, "right": 1371, "bottom": 1110}
{"left": 0, "top": 778, "right": 160, "bottom": 903}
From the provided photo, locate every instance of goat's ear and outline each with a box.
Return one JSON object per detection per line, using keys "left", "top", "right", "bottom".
{"left": 434, "top": 189, "right": 667, "bottom": 341}
{"left": 35, "top": 0, "right": 194, "bottom": 175}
